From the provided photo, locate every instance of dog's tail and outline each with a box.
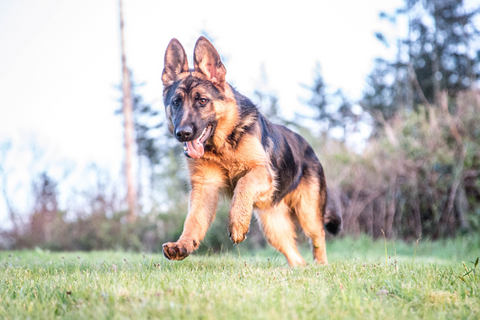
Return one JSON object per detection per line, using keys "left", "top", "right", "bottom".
{"left": 323, "top": 187, "right": 342, "bottom": 235}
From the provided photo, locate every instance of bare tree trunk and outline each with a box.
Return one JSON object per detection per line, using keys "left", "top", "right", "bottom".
{"left": 394, "top": 40, "right": 405, "bottom": 110}
{"left": 432, "top": 2, "right": 441, "bottom": 106}
{"left": 455, "top": 184, "right": 470, "bottom": 231}
{"left": 406, "top": 18, "right": 414, "bottom": 111}
{"left": 432, "top": 47, "right": 441, "bottom": 106}
{"left": 413, "top": 174, "right": 422, "bottom": 237}
{"left": 0, "top": 169, "right": 18, "bottom": 237}
{"left": 119, "top": 0, "right": 136, "bottom": 222}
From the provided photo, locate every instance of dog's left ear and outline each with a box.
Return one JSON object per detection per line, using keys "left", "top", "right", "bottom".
{"left": 194, "top": 36, "right": 226, "bottom": 89}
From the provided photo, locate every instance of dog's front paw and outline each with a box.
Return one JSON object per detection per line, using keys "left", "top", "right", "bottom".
{"left": 162, "top": 242, "right": 190, "bottom": 261}
{"left": 228, "top": 223, "right": 248, "bottom": 245}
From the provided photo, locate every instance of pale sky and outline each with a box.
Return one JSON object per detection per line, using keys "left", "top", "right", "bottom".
{"left": 0, "top": 0, "right": 404, "bottom": 222}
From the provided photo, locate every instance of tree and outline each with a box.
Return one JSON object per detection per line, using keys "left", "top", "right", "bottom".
{"left": 132, "top": 91, "right": 162, "bottom": 198}
{"left": 116, "top": 76, "right": 163, "bottom": 201}
{"left": 118, "top": 0, "right": 136, "bottom": 222}
{"left": 115, "top": 71, "right": 194, "bottom": 213}
{"left": 361, "top": 58, "right": 409, "bottom": 128}
{"left": 300, "top": 64, "right": 359, "bottom": 141}
{"left": 0, "top": 141, "right": 19, "bottom": 238}
{"left": 363, "top": 0, "right": 480, "bottom": 125}
{"left": 403, "top": 0, "right": 480, "bottom": 106}
{"left": 252, "top": 63, "right": 285, "bottom": 126}
{"left": 30, "top": 172, "right": 59, "bottom": 244}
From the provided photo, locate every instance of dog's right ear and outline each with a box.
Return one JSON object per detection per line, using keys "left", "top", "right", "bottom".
{"left": 162, "top": 38, "right": 189, "bottom": 86}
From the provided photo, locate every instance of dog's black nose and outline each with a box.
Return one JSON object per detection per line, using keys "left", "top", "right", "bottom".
{"left": 175, "top": 125, "right": 193, "bottom": 141}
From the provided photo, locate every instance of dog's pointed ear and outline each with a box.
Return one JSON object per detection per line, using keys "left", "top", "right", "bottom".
{"left": 194, "top": 36, "right": 226, "bottom": 88}
{"left": 162, "top": 38, "right": 189, "bottom": 86}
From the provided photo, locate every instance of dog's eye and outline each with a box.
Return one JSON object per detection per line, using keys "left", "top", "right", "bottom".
{"left": 172, "top": 99, "right": 181, "bottom": 107}
{"left": 199, "top": 98, "right": 207, "bottom": 106}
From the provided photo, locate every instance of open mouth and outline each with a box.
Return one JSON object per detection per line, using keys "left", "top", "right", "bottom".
{"left": 183, "top": 125, "right": 213, "bottom": 159}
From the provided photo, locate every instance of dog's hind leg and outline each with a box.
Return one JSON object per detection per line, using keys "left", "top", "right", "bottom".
{"left": 255, "top": 202, "right": 305, "bottom": 267}
{"left": 291, "top": 176, "right": 328, "bottom": 265}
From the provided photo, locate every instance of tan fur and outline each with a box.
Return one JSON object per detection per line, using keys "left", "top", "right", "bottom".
{"left": 255, "top": 202, "right": 305, "bottom": 266}
{"left": 163, "top": 105, "right": 329, "bottom": 266}
{"left": 210, "top": 99, "right": 239, "bottom": 150}
{"left": 285, "top": 176, "right": 328, "bottom": 264}
{"left": 190, "top": 114, "right": 276, "bottom": 245}
{"left": 162, "top": 37, "right": 330, "bottom": 267}
{"left": 162, "top": 161, "right": 225, "bottom": 260}
{"left": 163, "top": 82, "right": 329, "bottom": 266}
{"left": 163, "top": 94, "right": 279, "bottom": 260}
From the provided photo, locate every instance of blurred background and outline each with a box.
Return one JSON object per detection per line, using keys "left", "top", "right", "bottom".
{"left": 1, "top": 0, "right": 480, "bottom": 252}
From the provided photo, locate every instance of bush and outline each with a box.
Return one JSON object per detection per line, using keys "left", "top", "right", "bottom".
{"left": 320, "top": 90, "right": 480, "bottom": 240}
{"left": 3, "top": 91, "right": 480, "bottom": 251}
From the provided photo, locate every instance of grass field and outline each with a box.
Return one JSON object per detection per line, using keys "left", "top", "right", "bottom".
{"left": 0, "top": 236, "right": 479, "bottom": 319}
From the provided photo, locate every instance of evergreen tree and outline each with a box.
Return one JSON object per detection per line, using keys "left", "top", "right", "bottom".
{"left": 115, "top": 74, "right": 163, "bottom": 202}
{"left": 407, "top": 0, "right": 480, "bottom": 103}
{"left": 30, "top": 172, "right": 59, "bottom": 244}
{"left": 253, "top": 63, "right": 285, "bottom": 126}
{"left": 361, "top": 58, "right": 409, "bottom": 127}
{"left": 301, "top": 64, "right": 358, "bottom": 140}
{"left": 363, "top": 0, "right": 480, "bottom": 126}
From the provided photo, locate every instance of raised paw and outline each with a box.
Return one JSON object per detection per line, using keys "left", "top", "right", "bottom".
{"left": 228, "top": 224, "right": 248, "bottom": 245}
{"left": 162, "top": 242, "right": 190, "bottom": 261}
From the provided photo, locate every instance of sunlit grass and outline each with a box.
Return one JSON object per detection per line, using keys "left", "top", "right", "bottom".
{"left": 0, "top": 236, "right": 478, "bottom": 319}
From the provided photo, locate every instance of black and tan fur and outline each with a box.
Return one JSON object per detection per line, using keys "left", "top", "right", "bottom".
{"left": 161, "top": 37, "right": 341, "bottom": 266}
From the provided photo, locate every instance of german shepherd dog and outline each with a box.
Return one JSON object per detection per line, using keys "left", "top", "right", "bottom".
{"left": 161, "top": 37, "right": 341, "bottom": 266}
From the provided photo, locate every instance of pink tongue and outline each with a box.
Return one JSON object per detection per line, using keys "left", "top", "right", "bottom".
{"left": 186, "top": 139, "right": 204, "bottom": 159}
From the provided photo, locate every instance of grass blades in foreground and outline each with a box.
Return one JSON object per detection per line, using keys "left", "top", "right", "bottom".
{"left": 0, "top": 236, "right": 479, "bottom": 319}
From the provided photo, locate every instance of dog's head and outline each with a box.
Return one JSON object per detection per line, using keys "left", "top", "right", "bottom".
{"left": 162, "top": 37, "right": 230, "bottom": 159}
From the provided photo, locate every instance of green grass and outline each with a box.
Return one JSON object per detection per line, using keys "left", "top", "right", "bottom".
{"left": 0, "top": 236, "right": 479, "bottom": 319}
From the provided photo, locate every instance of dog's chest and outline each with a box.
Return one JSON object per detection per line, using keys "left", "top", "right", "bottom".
{"left": 205, "top": 152, "right": 250, "bottom": 189}
{"left": 220, "top": 157, "right": 249, "bottom": 188}
{"left": 224, "top": 165, "right": 248, "bottom": 191}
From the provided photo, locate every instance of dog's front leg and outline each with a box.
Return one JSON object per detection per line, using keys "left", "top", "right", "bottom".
{"left": 163, "top": 165, "right": 223, "bottom": 261}
{"left": 228, "top": 166, "right": 272, "bottom": 244}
